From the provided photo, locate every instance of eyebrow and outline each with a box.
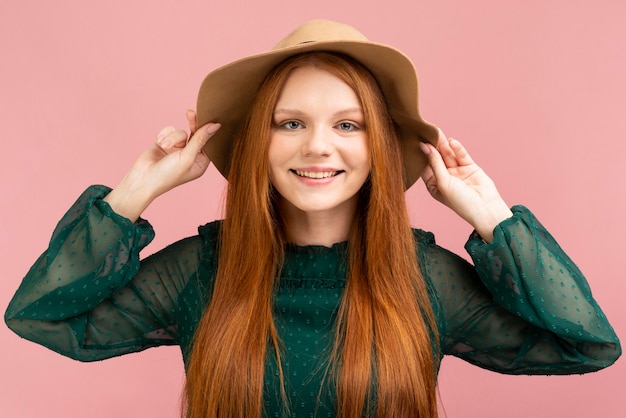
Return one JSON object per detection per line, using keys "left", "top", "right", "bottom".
{"left": 273, "top": 107, "right": 364, "bottom": 118}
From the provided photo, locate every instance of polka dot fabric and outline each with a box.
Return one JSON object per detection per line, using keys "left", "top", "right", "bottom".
{"left": 5, "top": 186, "right": 621, "bottom": 416}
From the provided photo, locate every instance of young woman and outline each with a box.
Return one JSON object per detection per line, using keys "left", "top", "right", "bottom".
{"left": 5, "top": 20, "right": 620, "bottom": 417}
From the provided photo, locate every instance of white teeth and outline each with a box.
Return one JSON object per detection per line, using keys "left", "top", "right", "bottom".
{"left": 295, "top": 170, "right": 337, "bottom": 179}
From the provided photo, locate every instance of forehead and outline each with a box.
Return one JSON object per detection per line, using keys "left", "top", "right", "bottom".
{"left": 275, "top": 66, "right": 362, "bottom": 110}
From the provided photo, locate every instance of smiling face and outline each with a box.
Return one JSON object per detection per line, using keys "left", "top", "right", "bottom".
{"left": 268, "top": 66, "right": 371, "bottom": 223}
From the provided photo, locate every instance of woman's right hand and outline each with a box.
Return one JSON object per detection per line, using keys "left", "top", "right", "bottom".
{"left": 103, "top": 110, "right": 221, "bottom": 222}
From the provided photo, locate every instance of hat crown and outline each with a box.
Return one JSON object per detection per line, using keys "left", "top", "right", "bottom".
{"left": 272, "top": 20, "right": 369, "bottom": 50}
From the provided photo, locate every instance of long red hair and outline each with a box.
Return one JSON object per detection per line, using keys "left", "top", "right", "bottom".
{"left": 183, "top": 52, "right": 439, "bottom": 417}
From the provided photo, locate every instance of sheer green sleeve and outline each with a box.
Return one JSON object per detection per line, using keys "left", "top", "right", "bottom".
{"left": 4, "top": 185, "right": 205, "bottom": 361}
{"left": 421, "top": 206, "right": 621, "bottom": 374}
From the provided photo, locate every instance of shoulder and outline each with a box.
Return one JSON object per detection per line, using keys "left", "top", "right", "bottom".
{"left": 196, "top": 220, "right": 223, "bottom": 263}
{"left": 410, "top": 226, "right": 478, "bottom": 290}
{"left": 151, "top": 220, "right": 222, "bottom": 270}
{"left": 198, "top": 219, "right": 223, "bottom": 243}
{"left": 412, "top": 228, "right": 436, "bottom": 246}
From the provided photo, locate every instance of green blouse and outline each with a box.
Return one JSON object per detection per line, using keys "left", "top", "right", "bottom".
{"left": 5, "top": 185, "right": 621, "bottom": 417}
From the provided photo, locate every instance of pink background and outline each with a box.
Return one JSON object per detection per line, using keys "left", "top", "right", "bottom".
{"left": 1, "top": 1, "right": 624, "bottom": 417}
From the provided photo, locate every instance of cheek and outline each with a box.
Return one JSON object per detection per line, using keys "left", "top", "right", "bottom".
{"left": 267, "top": 135, "right": 291, "bottom": 164}
{"left": 364, "top": 153, "right": 372, "bottom": 171}
{"left": 267, "top": 144, "right": 287, "bottom": 189}
{"left": 267, "top": 161, "right": 279, "bottom": 190}
{"left": 267, "top": 138, "right": 282, "bottom": 173}
{"left": 356, "top": 149, "right": 372, "bottom": 185}
{"left": 347, "top": 143, "right": 371, "bottom": 172}
{"left": 356, "top": 136, "right": 371, "bottom": 167}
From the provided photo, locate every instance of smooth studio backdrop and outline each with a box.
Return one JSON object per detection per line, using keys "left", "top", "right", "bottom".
{"left": 1, "top": 1, "right": 624, "bottom": 417}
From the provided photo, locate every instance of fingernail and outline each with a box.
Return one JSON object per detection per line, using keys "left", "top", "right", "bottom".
{"left": 206, "top": 123, "right": 221, "bottom": 135}
{"left": 419, "top": 142, "right": 431, "bottom": 155}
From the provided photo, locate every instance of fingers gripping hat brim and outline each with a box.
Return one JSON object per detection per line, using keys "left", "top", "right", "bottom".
{"left": 196, "top": 20, "right": 439, "bottom": 189}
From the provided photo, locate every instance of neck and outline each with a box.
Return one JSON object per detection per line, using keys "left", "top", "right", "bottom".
{"left": 278, "top": 200, "right": 356, "bottom": 247}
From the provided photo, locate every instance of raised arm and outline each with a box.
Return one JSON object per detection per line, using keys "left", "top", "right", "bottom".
{"left": 417, "top": 131, "right": 620, "bottom": 373}
{"left": 5, "top": 111, "right": 221, "bottom": 361}
{"left": 105, "top": 111, "right": 220, "bottom": 222}
{"left": 419, "top": 130, "right": 512, "bottom": 242}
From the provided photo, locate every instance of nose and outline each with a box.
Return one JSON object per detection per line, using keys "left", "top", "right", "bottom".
{"left": 301, "top": 126, "right": 333, "bottom": 157}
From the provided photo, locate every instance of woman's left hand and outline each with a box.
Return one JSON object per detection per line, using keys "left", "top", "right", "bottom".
{"left": 419, "top": 130, "right": 513, "bottom": 242}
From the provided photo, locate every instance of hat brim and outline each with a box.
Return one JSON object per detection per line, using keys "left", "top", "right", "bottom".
{"left": 196, "top": 39, "right": 439, "bottom": 189}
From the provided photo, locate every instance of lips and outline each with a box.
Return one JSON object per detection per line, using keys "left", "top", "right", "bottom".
{"left": 292, "top": 169, "right": 343, "bottom": 179}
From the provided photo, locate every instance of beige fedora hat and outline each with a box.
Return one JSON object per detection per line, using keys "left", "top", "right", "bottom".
{"left": 196, "top": 19, "right": 439, "bottom": 188}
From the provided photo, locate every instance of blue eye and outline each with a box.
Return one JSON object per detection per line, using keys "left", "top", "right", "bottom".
{"left": 337, "top": 122, "right": 358, "bottom": 131}
{"left": 281, "top": 121, "right": 302, "bottom": 130}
